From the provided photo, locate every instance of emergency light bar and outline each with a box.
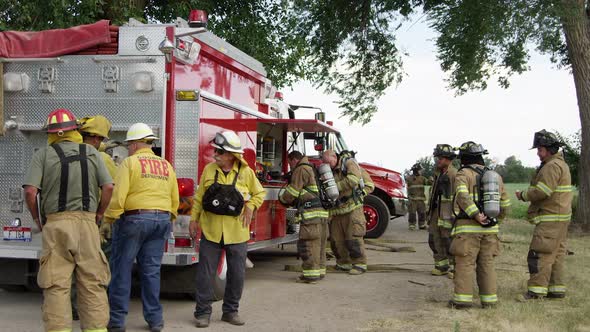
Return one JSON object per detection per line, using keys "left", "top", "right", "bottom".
{"left": 188, "top": 10, "right": 208, "bottom": 28}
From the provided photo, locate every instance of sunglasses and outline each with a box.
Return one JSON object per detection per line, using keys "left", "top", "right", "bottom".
{"left": 214, "top": 148, "right": 227, "bottom": 155}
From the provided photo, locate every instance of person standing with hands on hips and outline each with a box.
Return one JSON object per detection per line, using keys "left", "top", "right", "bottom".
{"left": 189, "top": 131, "right": 265, "bottom": 328}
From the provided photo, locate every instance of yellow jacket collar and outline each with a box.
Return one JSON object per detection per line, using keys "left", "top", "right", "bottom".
{"left": 133, "top": 148, "right": 155, "bottom": 156}
{"left": 47, "top": 131, "right": 83, "bottom": 145}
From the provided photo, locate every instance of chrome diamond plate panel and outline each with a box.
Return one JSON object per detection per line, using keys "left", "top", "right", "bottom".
{"left": 173, "top": 98, "right": 200, "bottom": 180}
{"left": 3, "top": 56, "right": 166, "bottom": 131}
{"left": 1, "top": 55, "right": 166, "bottom": 228}
{"left": 118, "top": 26, "right": 168, "bottom": 56}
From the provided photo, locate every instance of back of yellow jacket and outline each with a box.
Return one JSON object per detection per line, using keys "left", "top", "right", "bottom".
{"left": 104, "top": 148, "right": 179, "bottom": 222}
{"left": 521, "top": 153, "right": 573, "bottom": 224}
{"left": 452, "top": 165, "right": 510, "bottom": 236}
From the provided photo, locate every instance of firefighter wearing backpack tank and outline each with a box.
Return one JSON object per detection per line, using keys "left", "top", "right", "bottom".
{"left": 23, "top": 109, "right": 113, "bottom": 332}
{"left": 322, "top": 150, "right": 367, "bottom": 275}
{"left": 515, "top": 130, "right": 573, "bottom": 301}
{"left": 406, "top": 163, "right": 428, "bottom": 230}
{"left": 279, "top": 151, "right": 330, "bottom": 283}
{"left": 427, "top": 144, "right": 457, "bottom": 277}
{"left": 449, "top": 141, "right": 510, "bottom": 309}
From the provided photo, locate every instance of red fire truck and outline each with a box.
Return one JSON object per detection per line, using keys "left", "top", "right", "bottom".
{"left": 0, "top": 11, "right": 407, "bottom": 295}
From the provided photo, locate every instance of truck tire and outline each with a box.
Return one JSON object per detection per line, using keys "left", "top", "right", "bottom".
{"left": 364, "top": 194, "right": 390, "bottom": 238}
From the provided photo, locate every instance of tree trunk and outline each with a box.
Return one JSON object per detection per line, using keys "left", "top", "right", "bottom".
{"left": 560, "top": 0, "right": 590, "bottom": 226}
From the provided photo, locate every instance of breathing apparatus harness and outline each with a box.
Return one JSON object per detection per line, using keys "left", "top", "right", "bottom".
{"left": 337, "top": 151, "right": 365, "bottom": 206}
{"left": 427, "top": 170, "right": 451, "bottom": 216}
{"left": 452, "top": 165, "right": 499, "bottom": 228}
{"left": 292, "top": 162, "right": 336, "bottom": 209}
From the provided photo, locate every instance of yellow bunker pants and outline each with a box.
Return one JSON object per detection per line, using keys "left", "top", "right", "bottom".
{"left": 450, "top": 233, "right": 500, "bottom": 305}
{"left": 297, "top": 220, "right": 328, "bottom": 280}
{"left": 329, "top": 208, "right": 367, "bottom": 271}
{"left": 527, "top": 221, "right": 569, "bottom": 296}
{"left": 38, "top": 211, "right": 110, "bottom": 332}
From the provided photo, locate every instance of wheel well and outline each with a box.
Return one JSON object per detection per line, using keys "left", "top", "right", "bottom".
{"left": 370, "top": 188, "right": 395, "bottom": 216}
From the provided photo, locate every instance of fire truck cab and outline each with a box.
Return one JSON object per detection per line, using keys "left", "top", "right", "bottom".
{"left": 0, "top": 12, "right": 407, "bottom": 294}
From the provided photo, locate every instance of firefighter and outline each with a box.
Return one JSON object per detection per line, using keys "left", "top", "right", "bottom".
{"left": 23, "top": 108, "right": 113, "bottom": 332}
{"left": 80, "top": 116, "right": 118, "bottom": 178}
{"left": 279, "top": 151, "right": 330, "bottom": 283}
{"left": 322, "top": 150, "right": 367, "bottom": 275}
{"left": 189, "top": 131, "right": 265, "bottom": 328}
{"left": 103, "top": 123, "right": 179, "bottom": 332}
{"left": 427, "top": 144, "right": 457, "bottom": 277}
{"left": 449, "top": 141, "right": 510, "bottom": 309}
{"left": 406, "top": 163, "right": 429, "bottom": 230}
{"left": 515, "top": 130, "right": 573, "bottom": 300}
{"left": 64, "top": 115, "right": 117, "bottom": 322}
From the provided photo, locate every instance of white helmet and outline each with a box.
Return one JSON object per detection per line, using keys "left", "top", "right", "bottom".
{"left": 211, "top": 131, "right": 244, "bottom": 153}
{"left": 125, "top": 123, "right": 159, "bottom": 142}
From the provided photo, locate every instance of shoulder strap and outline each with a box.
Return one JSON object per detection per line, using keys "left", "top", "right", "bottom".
{"left": 51, "top": 143, "right": 90, "bottom": 212}
{"left": 79, "top": 144, "right": 90, "bottom": 211}
{"left": 51, "top": 144, "right": 68, "bottom": 212}
{"left": 232, "top": 163, "right": 242, "bottom": 186}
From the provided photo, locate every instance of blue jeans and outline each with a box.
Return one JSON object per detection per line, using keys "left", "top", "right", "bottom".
{"left": 108, "top": 213, "right": 171, "bottom": 328}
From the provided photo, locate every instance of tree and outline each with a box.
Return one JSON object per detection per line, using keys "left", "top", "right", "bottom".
{"left": 407, "top": 156, "right": 435, "bottom": 179}
{"left": 495, "top": 155, "right": 535, "bottom": 183}
{"left": 556, "top": 129, "right": 581, "bottom": 185}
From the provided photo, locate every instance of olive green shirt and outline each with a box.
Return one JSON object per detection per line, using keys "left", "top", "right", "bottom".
{"left": 24, "top": 141, "right": 113, "bottom": 216}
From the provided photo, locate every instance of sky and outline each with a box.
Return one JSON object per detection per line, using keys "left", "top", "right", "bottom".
{"left": 282, "top": 17, "right": 581, "bottom": 173}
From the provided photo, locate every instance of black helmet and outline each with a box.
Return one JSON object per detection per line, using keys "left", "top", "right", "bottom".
{"left": 433, "top": 144, "right": 456, "bottom": 159}
{"left": 458, "top": 141, "right": 488, "bottom": 157}
{"left": 411, "top": 163, "right": 422, "bottom": 172}
{"left": 531, "top": 129, "right": 562, "bottom": 149}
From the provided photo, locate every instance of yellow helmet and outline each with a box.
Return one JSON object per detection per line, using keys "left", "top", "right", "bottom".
{"left": 79, "top": 115, "right": 112, "bottom": 139}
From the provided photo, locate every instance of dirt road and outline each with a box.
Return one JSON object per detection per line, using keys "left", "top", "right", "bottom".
{"left": 0, "top": 217, "right": 453, "bottom": 331}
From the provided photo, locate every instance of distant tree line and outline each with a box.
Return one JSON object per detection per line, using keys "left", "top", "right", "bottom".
{"left": 408, "top": 155, "right": 534, "bottom": 183}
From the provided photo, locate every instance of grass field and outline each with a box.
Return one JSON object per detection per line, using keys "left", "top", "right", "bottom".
{"left": 365, "top": 183, "right": 589, "bottom": 332}
{"left": 504, "top": 183, "right": 529, "bottom": 219}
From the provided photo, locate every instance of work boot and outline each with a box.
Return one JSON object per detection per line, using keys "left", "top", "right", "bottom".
{"left": 296, "top": 276, "right": 317, "bottom": 284}
{"left": 334, "top": 265, "right": 351, "bottom": 272}
{"left": 419, "top": 224, "right": 427, "bottom": 230}
{"left": 348, "top": 266, "right": 366, "bottom": 275}
{"left": 409, "top": 224, "right": 416, "bottom": 231}
{"left": 194, "top": 315, "right": 210, "bottom": 328}
{"left": 431, "top": 268, "right": 449, "bottom": 276}
{"left": 319, "top": 274, "right": 326, "bottom": 280}
{"left": 547, "top": 292, "right": 566, "bottom": 299}
{"left": 516, "top": 291, "right": 545, "bottom": 302}
{"left": 221, "top": 312, "right": 245, "bottom": 326}
{"left": 448, "top": 300, "right": 472, "bottom": 310}
{"left": 107, "top": 326, "right": 126, "bottom": 332}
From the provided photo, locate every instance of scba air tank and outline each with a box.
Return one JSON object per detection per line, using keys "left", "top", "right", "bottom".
{"left": 481, "top": 170, "right": 501, "bottom": 218}
{"left": 318, "top": 163, "right": 340, "bottom": 202}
